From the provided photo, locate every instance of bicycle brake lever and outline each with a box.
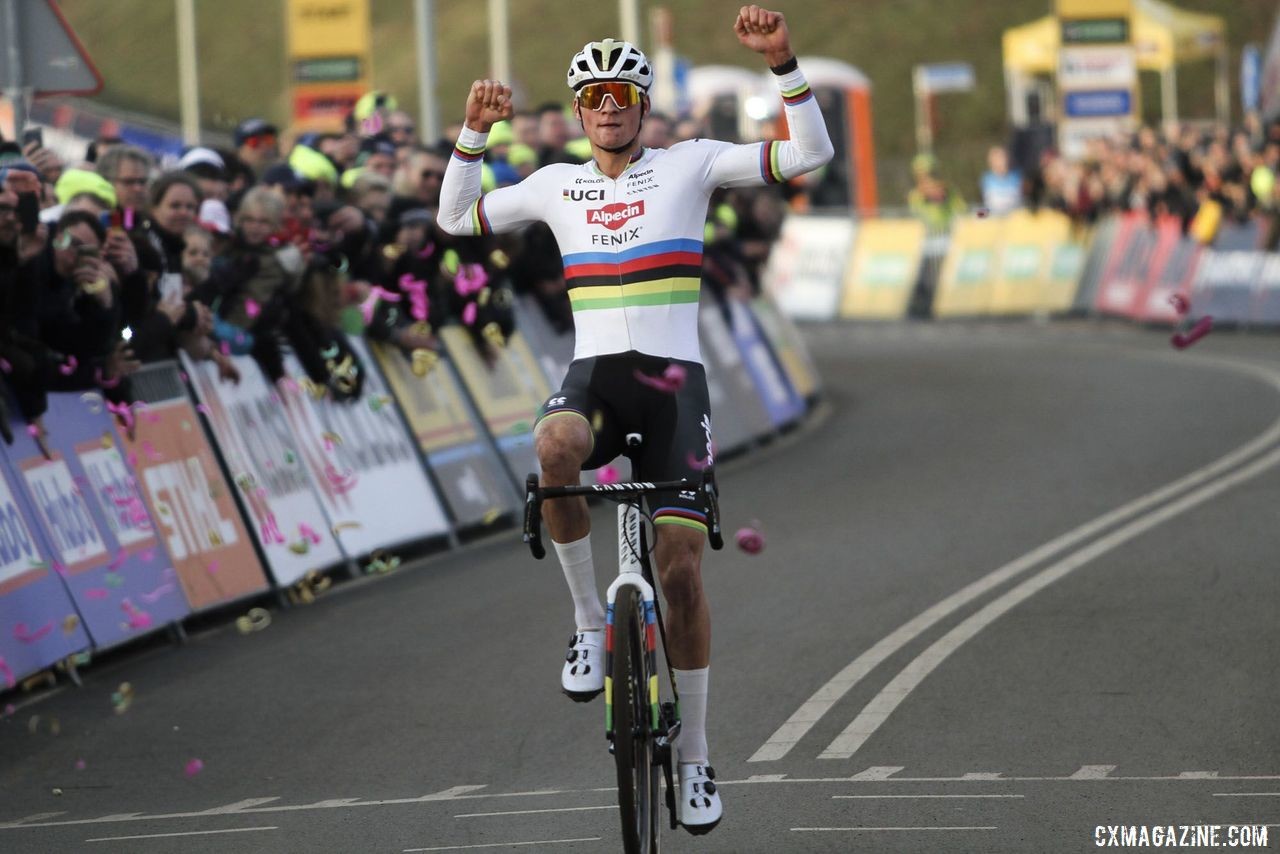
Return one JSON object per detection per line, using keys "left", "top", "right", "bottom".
{"left": 523, "top": 474, "right": 545, "bottom": 559}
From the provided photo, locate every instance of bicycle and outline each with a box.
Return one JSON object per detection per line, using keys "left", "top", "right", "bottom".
{"left": 522, "top": 433, "right": 724, "bottom": 854}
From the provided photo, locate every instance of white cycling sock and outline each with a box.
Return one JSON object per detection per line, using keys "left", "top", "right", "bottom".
{"left": 554, "top": 534, "right": 605, "bottom": 630}
{"left": 674, "top": 666, "right": 709, "bottom": 764}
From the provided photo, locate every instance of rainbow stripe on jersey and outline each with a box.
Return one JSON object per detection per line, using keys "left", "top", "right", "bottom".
{"left": 561, "top": 237, "right": 702, "bottom": 312}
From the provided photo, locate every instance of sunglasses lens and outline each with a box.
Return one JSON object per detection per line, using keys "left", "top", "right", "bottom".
{"left": 579, "top": 82, "right": 639, "bottom": 111}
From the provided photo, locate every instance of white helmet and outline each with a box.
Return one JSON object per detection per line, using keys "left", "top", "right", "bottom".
{"left": 566, "top": 38, "right": 653, "bottom": 92}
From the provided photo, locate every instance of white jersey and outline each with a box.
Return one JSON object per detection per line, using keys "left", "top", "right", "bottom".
{"left": 438, "top": 66, "right": 833, "bottom": 364}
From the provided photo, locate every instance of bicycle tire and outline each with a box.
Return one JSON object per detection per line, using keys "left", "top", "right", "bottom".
{"left": 612, "top": 586, "right": 659, "bottom": 853}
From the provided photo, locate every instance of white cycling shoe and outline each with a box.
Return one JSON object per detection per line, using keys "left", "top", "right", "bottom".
{"left": 677, "top": 762, "right": 722, "bottom": 834}
{"left": 561, "top": 630, "right": 604, "bottom": 701}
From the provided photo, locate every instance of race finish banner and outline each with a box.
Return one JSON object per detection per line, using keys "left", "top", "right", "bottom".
{"left": 763, "top": 215, "right": 856, "bottom": 320}
{"left": 0, "top": 446, "right": 91, "bottom": 690}
{"left": 697, "top": 293, "right": 776, "bottom": 454}
{"left": 439, "top": 327, "right": 549, "bottom": 484}
{"left": 119, "top": 365, "right": 269, "bottom": 611}
{"left": 726, "top": 298, "right": 804, "bottom": 428}
{"left": 278, "top": 339, "right": 450, "bottom": 557}
{"left": 367, "top": 340, "right": 517, "bottom": 529}
{"left": 5, "top": 392, "right": 191, "bottom": 649}
{"left": 181, "top": 353, "right": 348, "bottom": 586}
{"left": 934, "top": 215, "right": 1002, "bottom": 317}
{"left": 839, "top": 218, "right": 926, "bottom": 320}
{"left": 750, "top": 293, "right": 821, "bottom": 402}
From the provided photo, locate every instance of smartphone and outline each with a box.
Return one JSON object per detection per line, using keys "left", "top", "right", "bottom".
{"left": 21, "top": 127, "right": 43, "bottom": 149}
{"left": 158, "top": 272, "right": 184, "bottom": 302}
{"left": 17, "top": 191, "right": 38, "bottom": 235}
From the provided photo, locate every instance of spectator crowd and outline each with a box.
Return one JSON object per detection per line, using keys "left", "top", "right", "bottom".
{"left": 0, "top": 91, "right": 789, "bottom": 448}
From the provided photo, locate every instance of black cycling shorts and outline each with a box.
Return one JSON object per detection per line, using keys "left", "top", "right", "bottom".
{"left": 535, "top": 351, "right": 714, "bottom": 533}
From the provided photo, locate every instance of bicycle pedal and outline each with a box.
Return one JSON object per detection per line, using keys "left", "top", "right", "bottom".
{"left": 561, "top": 687, "right": 603, "bottom": 703}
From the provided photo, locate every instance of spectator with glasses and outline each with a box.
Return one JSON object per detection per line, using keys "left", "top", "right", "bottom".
{"left": 96, "top": 145, "right": 154, "bottom": 216}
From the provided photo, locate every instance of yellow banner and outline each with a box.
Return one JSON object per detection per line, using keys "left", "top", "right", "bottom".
{"left": 370, "top": 342, "right": 479, "bottom": 454}
{"left": 1056, "top": 0, "right": 1132, "bottom": 20}
{"left": 285, "top": 0, "right": 371, "bottom": 59}
{"left": 441, "top": 328, "right": 550, "bottom": 439}
{"left": 988, "top": 209, "right": 1069, "bottom": 314}
{"left": 934, "top": 216, "right": 1002, "bottom": 317}
{"left": 839, "top": 218, "right": 926, "bottom": 320}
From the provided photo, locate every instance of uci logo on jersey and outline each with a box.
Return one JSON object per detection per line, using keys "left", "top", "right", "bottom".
{"left": 564, "top": 188, "right": 606, "bottom": 201}
{"left": 587, "top": 201, "right": 645, "bottom": 230}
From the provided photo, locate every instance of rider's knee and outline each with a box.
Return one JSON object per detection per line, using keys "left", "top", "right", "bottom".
{"left": 657, "top": 540, "right": 704, "bottom": 605}
{"left": 535, "top": 416, "right": 591, "bottom": 475}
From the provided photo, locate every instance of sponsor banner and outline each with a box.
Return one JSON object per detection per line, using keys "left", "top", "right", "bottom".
{"left": 369, "top": 341, "right": 518, "bottom": 527}
{"left": 1058, "top": 44, "right": 1137, "bottom": 89}
{"left": 934, "top": 215, "right": 1002, "bottom": 316}
{"left": 726, "top": 299, "right": 804, "bottom": 428}
{"left": 1045, "top": 235, "right": 1088, "bottom": 313}
{"left": 698, "top": 293, "right": 776, "bottom": 454}
{"left": 279, "top": 340, "right": 451, "bottom": 556}
{"left": 1135, "top": 217, "right": 1200, "bottom": 325}
{"left": 839, "top": 218, "right": 926, "bottom": 320}
{"left": 0, "top": 446, "right": 91, "bottom": 690}
{"left": 1073, "top": 216, "right": 1118, "bottom": 312}
{"left": 440, "top": 327, "right": 548, "bottom": 482}
{"left": 763, "top": 215, "right": 856, "bottom": 320}
{"left": 1058, "top": 116, "right": 1130, "bottom": 160}
{"left": 182, "top": 353, "right": 347, "bottom": 586}
{"left": 1250, "top": 253, "right": 1280, "bottom": 326}
{"left": 1063, "top": 88, "right": 1132, "bottom": 118}
{"left": 750, "top": 293, "right": 821, "bottom": 401}
{"left": 115, "top": 388, "right": 269, "bottom": 612}
{"left": 987, "top": 209, "right": 1063, "bottom": 314}
{"left": 4, "top": 392, "right": 191, "bottom": 649}
{"left": 1191, "top": 250, "right": 1264, "bottom": 325}
{"left": 1094, "top": 213, "right": 1154, "bottom": 317}
{"left": 1212, "top": 219, "right": 1262, "bottom": 252}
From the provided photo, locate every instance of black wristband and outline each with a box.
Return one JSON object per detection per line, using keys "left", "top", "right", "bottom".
{"left": 769, "top": 55, "right": 798, "bottom": 76}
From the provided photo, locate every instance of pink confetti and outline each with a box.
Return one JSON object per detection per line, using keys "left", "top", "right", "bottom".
{"left": 259, "top": 513, "right": 286, "bottom": 545}
{"left": 462, "top": 302, "right": 478, "bottom": 326}
{"left": 178, "top": 370, "right": 189, "bottom": 383}
{"left": 133, "top": 401, "right": 161, "bottom": 423}
{"left": 53, "top": 562, "right": 68, "bottom": 577}
{"left": 183, "top": 758, "right": 204, "bottom": 777}
{"left": 59, "top": 355, "right": 78, "bottom": 376}
{"left": 596, "top": 464, "right": 621, "bottom": 485}
{"left": 196, "top": 403, "right": 212, "bottom": 416}
{"left": 219, "top": 340, "right": 231, "bottom": 356}
{"left": 74, "top": 759, "right": 86, "bottom": 771}
{"left": 735, "top": 525, "right": 765, "bottom": 555}
{"left": 454, "top": 263, "right": 488, "bottom": 296}
{"left": 26, "top": 424, "right": 40, "bottom": 438}
{"left": 124, "top": 208, "right": 135, "bottom": 230}
{"left": 0, "top": 657, "right": 14, "bottom": 689}
{"left": 106, "top": 399, "right": 134, "bottom": 430}
{"left": 298, "top": 523, "right": 322, "bottom": 544}
{"left": 1172, "top": 316, "right": 1213, "bottom": 350}
{"left": 245, "top": 298, "right": 261, "bottom": 319}
{"left": 95, "top": 367, "right": 122, "bottom": 389}
{"left": 108, "top": 549, "right": 127, "bottom": 571}
{"left": 633, "top": 363, "right": 687, "bottom": 394}
{"left": 205, "top": 560, "right": 220, "bottom": 575}
{"left": 140, "top": 582, "right": 176, "bottom": 604}
{"left": 323, "top": 461, "right": 358, "bottom": 494}
{"left": 686, "top": 451, "right": 712, "bottom": 472}
{"left": 1168, "top": 293, "right": 1190, "bottom": 315}
{"left": 359, "top": 285, "right": 402, "bottom": 324}
{"left": 121, "top": 599, "right": 152, "bottom": 630}
{"left": 84, "top": 588, "right": 110, "bottom": 600}
{"left": 142, "top": 440, "right": 162, "bottom": 460}
{"left": 0, "top": 357, "right": 10, "bottom": 373}
{"left": 416, "top": 241, "right": 436, "bottom": 259}
{"left": 141, "top": 549, "right": 155, "bottom": 563}
{"left": 126, "top": 451, "right": 138, "bottom": 468}
{"left": 400, "top": 274, "right": 430, "bottom": 322}
{"left": 13, "top": 622, "right": 53, "bottom": 643}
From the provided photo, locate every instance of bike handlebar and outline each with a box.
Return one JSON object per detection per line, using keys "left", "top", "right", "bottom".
{"left": 523, "top": 468, "right": 725, "bottom": 559}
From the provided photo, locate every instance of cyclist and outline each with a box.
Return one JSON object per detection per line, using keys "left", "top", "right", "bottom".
{"left": 438, "top": 5, "right": 832, "bottom": 834}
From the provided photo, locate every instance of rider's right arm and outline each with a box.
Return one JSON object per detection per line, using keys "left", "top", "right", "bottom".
{"left": 437, "top": 126, "right": 543, "bottom": 236}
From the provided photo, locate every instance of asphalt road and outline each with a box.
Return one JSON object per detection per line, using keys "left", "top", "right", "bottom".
{"left": 2, "top": 319, "right": 1278, "bottom": 854}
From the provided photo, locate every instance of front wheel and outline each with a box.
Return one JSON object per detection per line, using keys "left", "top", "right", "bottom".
{"left": 612, "top": 587, "right": 659, "bottom": 853}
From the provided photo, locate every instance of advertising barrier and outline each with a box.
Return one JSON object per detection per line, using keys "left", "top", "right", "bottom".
{"left": 726, "top": 299, "right": 805, "bottom": 428}
{"left": 838, "top": 218, "right": 926, "bottom": 320}
{"left": 0, "top": 450, "right": 91, "bottom": 690}
{"left": 182, "top": 353, "right": 349, "bottom": 586}
{"left": 934, "top": 215, "right": 1002, "bottom": 317}
{"left": 118, "top": 365, "right": 270, "bottom": 611}
{"left": 698, "top": 295, "right": 776, "bottom": 454}
{"left": 988, "top": 209, "right": 1072, "bottom": 315}
{"left": 1073, "top": 216, "right": 1118, "bottom": 313}
{"left": 1045, "top": 231, "right": 1088, "bottom": 314}
{"left": 440, "top": 327, "right": 548, "bottom": 483}
{"left": 763, "top": 215, "right": 856, "bottom": 320}
{"left": 750, "top": 294, "right": 821, "bottom": 402}
{"left": 368, "top": 341, "right": 519, "bottom": 528}
{"left": 4, "top": 392, "right": 191, "bottom": 649}
{"left": 1094, "top": 213, "right": 1155, "bottom": 318}
{"left": 1191, "top": 250, "right": 1265, "bottom": 325}
{"left": 278, "top": 341, "right": 451, "bottom": 557}
{"left": 1135, "top": 217, "right": 1200, "bottom": 325}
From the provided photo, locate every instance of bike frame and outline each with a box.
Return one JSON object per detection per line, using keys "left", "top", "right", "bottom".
{"left": 604, "top": 500, "right": 661, "bottom": 742}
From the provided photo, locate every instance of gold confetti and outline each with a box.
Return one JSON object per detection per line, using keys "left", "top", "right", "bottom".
{"left": 481, "top": 322, "right": 506, "bottom": 347}
{"left": 207, "top": 530, "right": 223, "bottom": 547}
{"left": 62, "top": 615, "right": 80, "bottom": 634}
{"left": 235, "top": 608, "right": 271, "bottom": 634}
{"left": 591, "top": 410, "right": 604, "bottom": 432}
{"left": 287, "top": 541, "right": 310, "bottom": 555}
{"left": 112, "top": 682, "right": 134, "bottom": 714}
{"left": 331, "top": 521, "right": 362, "bottom": 535}
{"left": 100, "top": 432, "right": 114, "bottom": 449}
{"left": 410, "top": 348, "right": 438, "bottom": 378}
{"left": 489, "top": 249, "right": 510, "bottom": 269}
{"left": 478, "top": 287, "right": 491, "bottom": 307}
{"left": 482, "top": 507, "right": 501, "bottom": 525}
{"left": 382, "top": 244, "right": 404, "bottom": 260}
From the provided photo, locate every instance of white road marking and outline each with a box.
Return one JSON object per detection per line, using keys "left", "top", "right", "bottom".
{"left": 455, "top": 805, "right": 616, "bottom": 818}
{"left": 834, "top": 794, "right": 1024, "bottom": 799}
{"left": 792, "top": 826, "right": 998, "bottom": 832}
{"left": 1070, "top": 766, "right": 1117, "bottom": 780}
{"left": 0, "top": 812, "right": 65, "bottom": 828}
{"left": 819, "top": 442, "right": 1280, "bottom": 760}
{"left": 193, "top": 797, "right": 281, "bottom": 814}
{"left": 4, "top": 770, "right": 1277, "bottom": 832}
{"left": 86, "top": 826, "right": 278, "bottom": 842}
{"left": 1213, "top": 792, "right": 1280, "bottom": 797}
{"left": 405, "top": 838, "right": 601, "bottom": 852}
{"left": 752, "top": 353, "right": 1280, "bottom": 763}
{"left": 1178, "top": 771, "right": 1219, "bottom": 779}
